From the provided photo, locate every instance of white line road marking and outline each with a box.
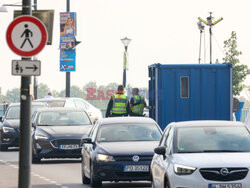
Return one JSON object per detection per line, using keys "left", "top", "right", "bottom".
{"left": 0, "top": 159, "right": 67, "bottom": 187}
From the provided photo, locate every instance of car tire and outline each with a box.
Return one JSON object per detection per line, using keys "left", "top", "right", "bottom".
{"left": 0, "top": 134, "right": 8, "bottom": 151}
{"left": 32, "top": 153, "right": 41, "bottom": 163}
{"left": 0, "top": 144, "right": 8, "bottom": 151}
{"left": 165, "top": 177, "right": 171, "bottom": 188}
{"left": 81, "top": 159, "right": 90, "bottom": 184}
{"left": 90, "top": 167, "right": 102, "bottom": 187}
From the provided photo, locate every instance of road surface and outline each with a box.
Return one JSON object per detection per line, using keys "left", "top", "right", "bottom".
{"left": 0, "top": 148, "right": 151, "bottom": 188}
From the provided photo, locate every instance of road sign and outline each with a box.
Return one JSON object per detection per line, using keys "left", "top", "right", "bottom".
{"left": 12, "top": 60, "right": 41, "bottom": 76}
{"left": 6, "top": 16, "right": 48, "bottom": 57}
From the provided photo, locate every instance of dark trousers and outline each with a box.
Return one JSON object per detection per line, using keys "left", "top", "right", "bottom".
{"left": 109, "top": 113, "right": 128, "bottom": 117}
{"left": 129, "top": 112, "right": 143, "bottom": 117}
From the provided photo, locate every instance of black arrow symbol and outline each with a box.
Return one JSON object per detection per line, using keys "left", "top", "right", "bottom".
{"left": 25, "top": 64, "right": 38, "bottom": 72}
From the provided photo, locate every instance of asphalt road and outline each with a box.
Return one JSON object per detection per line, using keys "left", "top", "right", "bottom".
{"left": 0, "top": 148, "right": 151, "bottom": 188}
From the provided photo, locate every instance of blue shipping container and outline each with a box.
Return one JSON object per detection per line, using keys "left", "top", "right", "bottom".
{"left": 148, "top": 63, "right": 233, "bottom": 130}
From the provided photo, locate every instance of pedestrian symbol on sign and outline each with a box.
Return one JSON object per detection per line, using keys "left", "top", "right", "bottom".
{"left": 15, "top": 62, "right": 23, "bottom": 73}
{"left": 20, "top": 24, "right": 33, "bottom": 49}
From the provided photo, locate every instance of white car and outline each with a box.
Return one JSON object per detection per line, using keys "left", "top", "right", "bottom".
{"left": 151, "top": 121, "right": 250, "bottom": 188}
{"left": 35, "top": 97, "right": 102, "bottom": 123}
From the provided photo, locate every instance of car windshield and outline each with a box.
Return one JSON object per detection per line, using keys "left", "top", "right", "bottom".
{"left": 44, "top": 101, "right": 65, "bottom": 107}
{"left": 97, "top": 123, "right": 162, "bottom": 142}
{"left": 5, "top": 105, "right": 45, "bottom": 119}
{"left": 176, "top": 126, "right": 250, "bottom": 153}
{"left": 37, "top": 111, "right": 91, "bottom": 126}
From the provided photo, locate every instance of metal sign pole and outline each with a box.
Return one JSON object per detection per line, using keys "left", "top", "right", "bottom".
{"left": 65, "top": 0, "right": 71, "bottom": 97}
{"left": 18, "top": 0, "right": 32, "bottom": 187}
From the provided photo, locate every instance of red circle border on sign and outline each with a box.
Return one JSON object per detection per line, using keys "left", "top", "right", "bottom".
{"left": 6, "top": 16, "right": 48, "bottom": 57}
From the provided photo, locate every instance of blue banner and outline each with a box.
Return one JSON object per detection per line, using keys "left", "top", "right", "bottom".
{"left": 60, "top": 49, "right": 76, "bottom": 72}
{"left": 60, "top": 12, "right": 76, "bottom": 72}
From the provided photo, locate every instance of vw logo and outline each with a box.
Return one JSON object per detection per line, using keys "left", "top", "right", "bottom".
{"left": 132, "top": 155, "right": 140, "bottom": 162}
{"left": 220, "top": 168, "right": 229, "bottom": 176}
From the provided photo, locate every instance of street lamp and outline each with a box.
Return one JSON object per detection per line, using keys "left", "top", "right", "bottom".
{"left": 198, "top": 12, "right": 223, "bottom": 64}
{"left": 121, "top": 37, "right": 131, "bottom": 88}
{"left": 197, "top": 20, "right": 205, "bottom": 64}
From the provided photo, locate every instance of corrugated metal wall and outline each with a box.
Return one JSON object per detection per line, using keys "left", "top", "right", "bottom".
{"left": 149, "top": 63, "right": 233, "bottom": 130}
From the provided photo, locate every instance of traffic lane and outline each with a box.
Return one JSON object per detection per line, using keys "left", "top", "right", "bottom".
{"left": 33, "top": 159, "right": 151, "bottom": 188}
{"left": 0, "top": 149, "right": 151, "bottom": 188}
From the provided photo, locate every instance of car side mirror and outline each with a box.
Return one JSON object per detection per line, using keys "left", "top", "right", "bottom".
{"left": 81, "top": 137, "right": 93, "bottom": 144}
{"left": 0, "top": 116, "right": 3, "bottom": 122}
{"left": 32, "top": 122, "right": 36, "bottom": 128}
{"left": 154, "top": 146, "right": 166, "bottom": 157}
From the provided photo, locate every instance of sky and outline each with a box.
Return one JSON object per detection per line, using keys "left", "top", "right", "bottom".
{"left": 0, "top": 0, "right": 249, "bottom": 96}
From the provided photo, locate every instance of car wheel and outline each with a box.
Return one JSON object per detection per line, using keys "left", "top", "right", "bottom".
{"left": 32, "top": 153, "right": 41, "bottom": 163}
{"left": 0, "top": 134, "right": 8, "bottom": 151}
{"left": 81, "top": 159, "right": 90, "bottom": 184}
{"left": 165, "top": 177, "right": 171, "bottom": 188}
{"left": 0, "top": 144, "right": 8, "bottom": 151}
{"left": 90, "top": 166, "right": 102, "bottom": 187}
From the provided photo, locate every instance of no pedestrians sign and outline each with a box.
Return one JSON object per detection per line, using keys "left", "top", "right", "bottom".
{"left": 6, "top": 16, "right": 48, "bottom": 57}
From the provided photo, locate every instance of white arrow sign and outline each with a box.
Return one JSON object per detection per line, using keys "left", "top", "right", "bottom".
{"left": 12, "top": 60, "right": 41, "bottom": 76}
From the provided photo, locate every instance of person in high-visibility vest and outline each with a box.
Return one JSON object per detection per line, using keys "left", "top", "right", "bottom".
{"left": 106, "top": 85, "right": 130, "bottom": 117}
{"left": 130, "top": 88, "right": 147, "bottom": 116}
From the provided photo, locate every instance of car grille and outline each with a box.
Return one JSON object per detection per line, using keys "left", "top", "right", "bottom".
{"left": 115, "top": 172, "right": 149, "bottom": 178}
{"left": 200, "top": 168, "right": 249, "bottom": 181}
{"left": 51, "top": 139, "right": 81, "bottom": 148}
{"left": 113, "top": 155, "right": 153, "bottom": 161}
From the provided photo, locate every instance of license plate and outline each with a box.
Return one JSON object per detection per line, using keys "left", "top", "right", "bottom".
{"left": 59, "top": 144, "right": 79, "bottom": 150}
{"left": 124, "top": 165, "right": 149, "bottom": 172}
{"left": 209, "top": 183, "right": 242, "bottom": 188}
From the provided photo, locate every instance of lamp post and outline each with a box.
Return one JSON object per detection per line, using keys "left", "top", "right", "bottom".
{"left": 197, "top": 20, "right": 205, "bottom": 64}
{"left": 121, "top": 37, "right": 131, "bottom": 88}
{"left": 198, "top": 12, "right": 223, "bottom": 64}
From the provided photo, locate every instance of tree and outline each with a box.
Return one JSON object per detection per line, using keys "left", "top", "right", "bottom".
{"left": 6, "top": 88, "right": 20, "bottom": 103}
{"left": 58, "top": 86, "right": 84, "bottom": 98}
{"left": 0, "top": 88, "right": 10, "bottom": 103}
{"left": 219, "top": 31, "right": 250, "bottom": 96}
{"left": 37, "top": 83, "right": 50, "bottom": 99}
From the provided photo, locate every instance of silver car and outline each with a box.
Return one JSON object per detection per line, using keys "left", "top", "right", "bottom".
{"left": 151, "top": 121, "right": 250, "bottom": 188}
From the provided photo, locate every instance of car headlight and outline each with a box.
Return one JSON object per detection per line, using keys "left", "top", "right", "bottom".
{"left": 34, "top": 134, "right": 48, "bottom": 140}
{"left": 3, "top": 127, "right": 15, "bottom": 133}
{"left": 174, "top": 164, "right": 196, "bottom": 175}
{"left": 96, "top": 154, "right": 115, "bottom": 162}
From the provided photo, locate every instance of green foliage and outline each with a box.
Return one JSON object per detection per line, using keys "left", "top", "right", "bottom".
{"left": 0, "top": 88, "right": 10, "bottom": 104}
{"left": 220, "top": 31, "right": 250, "bottom": 96}
{"left": 6, "top": 88, "right": 20, "bottom": 103}
{"left": 38, "top": 83, "right": 50, "bottom": 99}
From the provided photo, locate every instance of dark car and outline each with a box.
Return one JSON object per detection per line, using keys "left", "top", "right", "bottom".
{"left": 32, "top": 107, "right": 93, "bottom": 163}
{"left": 81, "top": 117, "right": 162, "bottom": 187}
{"left": 0, "top": 102, "right": 46, "bottom": 151}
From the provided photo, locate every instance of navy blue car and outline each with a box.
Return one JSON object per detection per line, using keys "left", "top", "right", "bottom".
{"left": 81, "top": 117, "right": 162, "bottom": 187}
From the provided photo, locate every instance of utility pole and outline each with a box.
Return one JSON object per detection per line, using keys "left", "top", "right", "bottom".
{"left": 65, "top": 0, "right": 70, "bottom": 97}
{"left": 19, "top": 0, "right": 32, "bottom": 187}
{"left": 33, "top": 0, "right": 38, "bottom": 99}
{"left": 198, "top": 12, "right": 223, "bottom": 64}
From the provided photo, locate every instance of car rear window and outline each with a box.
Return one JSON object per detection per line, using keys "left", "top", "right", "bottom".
{"left": 6, "top": 105, "right": 45, "bottom": 119}
{"left": 44, "top": 101, "right": 65, "bottom": 107}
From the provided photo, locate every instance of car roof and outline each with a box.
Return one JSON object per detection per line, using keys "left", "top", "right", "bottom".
{"left": 169, "top": 120, "right": 246, "bottom": 128}
{"left": 35, "top": 107, "right": 87, "bottom": 113}
{"left": 35, "top": 97, "right": 87, "bottom": 102}
{"left": 98, "top": 117, "right": 157, "bottom": 125}
{"left": 8, "top": 102, "right": 46, "bottom": 107}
